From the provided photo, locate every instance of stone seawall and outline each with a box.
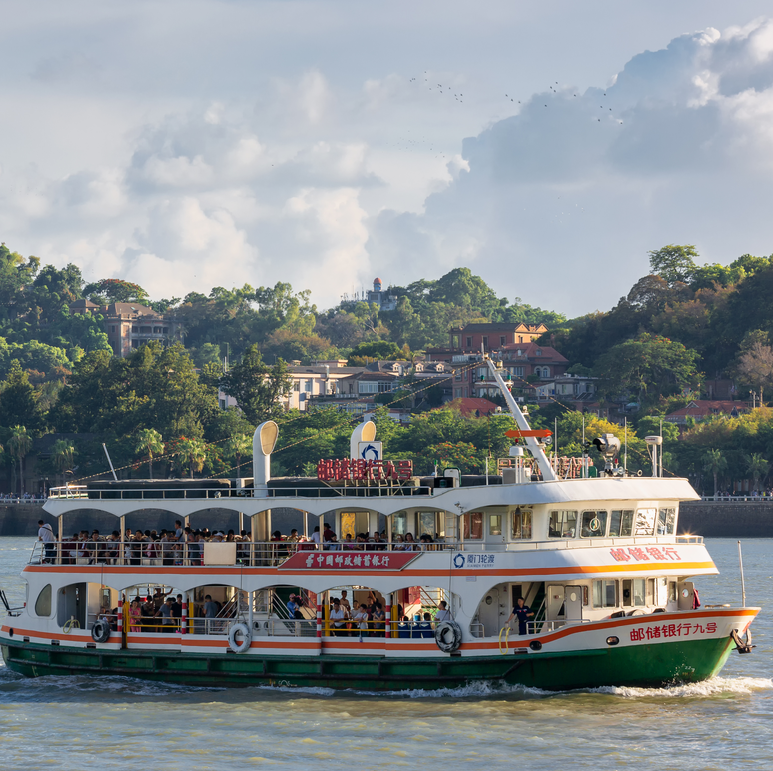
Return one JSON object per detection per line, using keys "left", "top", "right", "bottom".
{"left": 679, "top": 501, "right": 773, "bottom": 538}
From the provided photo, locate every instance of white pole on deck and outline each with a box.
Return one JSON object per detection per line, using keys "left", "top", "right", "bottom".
{"left": 624, "top": 418, "right": 628, "bottom": 474}
{"left": 103, "top": 443, "right": 118, "bottom": 481}
{"left": 738, "top": 540, "right": 747, "bottom": 606}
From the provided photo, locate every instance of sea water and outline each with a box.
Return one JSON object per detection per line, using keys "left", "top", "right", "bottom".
{"left": 0, "top": 536, "right": 770, "bottom": 771}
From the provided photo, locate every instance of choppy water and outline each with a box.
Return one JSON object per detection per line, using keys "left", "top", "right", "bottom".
{"left": 0, "top": 536, "right": 770, "bottom": 770}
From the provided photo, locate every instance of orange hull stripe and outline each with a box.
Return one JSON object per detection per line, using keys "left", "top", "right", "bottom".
{"left": 23, "top": 561, "right": 716, "bottom": 578}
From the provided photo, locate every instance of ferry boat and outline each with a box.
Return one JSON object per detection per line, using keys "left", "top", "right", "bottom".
{"left": 0, "top": 358, "right": 758, "bottom": 691}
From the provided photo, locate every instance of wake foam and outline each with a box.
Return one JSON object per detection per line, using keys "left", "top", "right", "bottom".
{"left": 587, "top": 676, "right": 773, "bottom": 699}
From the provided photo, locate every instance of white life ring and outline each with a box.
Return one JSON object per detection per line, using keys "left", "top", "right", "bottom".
{"left": 91, "top": 619, "right": 111, "bottom": 643}
{"left": 228, "top": 622, "right": 252, "bottom": 653}
{"left": 434, "top": 620, "right": 462, "bottom": 653}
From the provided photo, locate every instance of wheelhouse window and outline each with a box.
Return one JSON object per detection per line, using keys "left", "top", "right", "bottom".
{"left": 511, "top": 508, "right": 532, "bottom": 539}
{"left": 608, "top": 510, "right": 634, "bottom": 537}
{"left": 634, "top": 508, "right": 657, "bottom": 536}
{"left": 463, "top": 512, "right": 483, "bottom": 539}
{"left": 489, "top": 514, "right": 502, "bottom": 536}
{"left": 592, "top": 579, "right": 617, "bottom": 608}
{"left": 658, "top": 508, "right": 676, "bottom": 535}
{"left": 418, "top": 511, "right": 440, "bottom": 538}
{"left": 580, "top": 510, "right": 608, "bottom": 538}
{"left": 548, "top": 510, "right": 577, "bottom": 538}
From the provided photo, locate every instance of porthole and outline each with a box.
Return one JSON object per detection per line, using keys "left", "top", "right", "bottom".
{"left": 529, "top": 640, "right": 542, "bottom": 651}
{"left": 485, "top": 596, "right": 493, "bottom": 605}
{"left": 606, "top": 636, "right": 620, "bottom": 646}
{"left": 568, "top": 592, "right": 578, "bottom": 603}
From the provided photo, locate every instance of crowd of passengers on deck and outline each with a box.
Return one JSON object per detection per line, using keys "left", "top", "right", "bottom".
{"left": 37, "top": 520, "right": 442, "bottom": 565}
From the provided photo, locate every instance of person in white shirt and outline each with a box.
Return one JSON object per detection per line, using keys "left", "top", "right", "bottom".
{"left": 435, "top": 600, "right": 451, "bottom": 622}
{"left": 37, "top": 520, "right": 56, "bottom": 563}
{"left": 353, "top": 603, "right": 370, "bottom": 638}
{"left": 329, "top": 599, "right": 348, "bottom": 636}
{"left": 311, "top": 526, "right": 321, "bottom": 546}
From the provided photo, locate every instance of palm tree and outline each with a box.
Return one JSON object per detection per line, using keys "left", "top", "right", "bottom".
{"left": 702, "top": 448, "right": 727, "bottom": 497}
{"left": 8, "top": 426, "right": 32, "bottom": 496}
{"left": 51, "top": 439, "right": 76, "bottom": 484}
{"left": 225, "top": 433, "right": 251, "bottom": 477}
{"left": 177, "top": 438, "right": 207, "bottom": 479}
{"left": 134, "top": 429, "right": 165, "bottom": 479}
{"left": 746, "top": 452, "right": 769, "bottom": 493}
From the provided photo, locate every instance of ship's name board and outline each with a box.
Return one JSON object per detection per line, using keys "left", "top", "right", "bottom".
{"left": 609, "top": 547, "right": 681, "bottom": 562}
{"left": 316, "top": 459, "right": 413, "bottom": 482}
{"left": 630, "top": 621, "right": 716, "bottom": 642}
{"left": 279, "top": 551, "right": 418, "bottom": 571}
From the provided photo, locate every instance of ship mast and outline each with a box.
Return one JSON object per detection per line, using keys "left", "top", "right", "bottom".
{"left": 486, "top": 357, "right": 557, "bottom": 481}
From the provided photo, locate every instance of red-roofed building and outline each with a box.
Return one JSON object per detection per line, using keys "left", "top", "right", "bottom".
{"left": 443, "top": 397, "right": 501, "bottom": 418}
{"left": 665, "top": 400, "right": 750, "bottom": 427}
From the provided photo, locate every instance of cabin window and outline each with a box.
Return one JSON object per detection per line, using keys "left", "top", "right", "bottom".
{"left": 548, "top": 510, "right": 577, "bottom": 538}
{"left": 657, "top": 508, "right": 676, "bottom": 535}
{"left": 463, "top": 512, "right": 484, "bottom": 539}
{"left": 580, "top": 510, "right": 607, "bottom": 538}
{"left": 608, "top": 510, "right": 634, "bottom": 537}
{"left": 634, "top": 508, "right": 657, "bottom": 536}
{"left": 418, "top": 512, "right": 436, "bottom": 538}
{"left": 489, "top": 514, "right": 502, "bottom": 536}
{"left": 657, "top": 577, "right": 669, "bottom": 606}
{"left": 511, "top": 508, "right": 532, "bottom": 539}
{"left": 392, "top": 512, "right": 407, "bottom": 536}
{"left": 35, "top": 584, "right": 52, "bottom": 617}
{"left": 592, "top": 579, "right": 617, "bottom": 608}
{"left": 668, "top": 581, "right": 677, "bottom": 603}
{"left": 622, "top": 579, "right": 646, "bottom": 607}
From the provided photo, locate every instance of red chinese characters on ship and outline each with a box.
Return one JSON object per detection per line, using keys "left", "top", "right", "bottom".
{"left": 316, "top": 459, "right": 413, "bottom": 482}
{"left": 280, "top": 551, "right": 419, "bottom": 571}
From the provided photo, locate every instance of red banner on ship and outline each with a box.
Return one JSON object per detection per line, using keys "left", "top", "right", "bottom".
{"left": 279, "top": 551, "right": 419, "bottom": 571}
{"left": 317, "top": 458, "right": 412, "bottom": 482}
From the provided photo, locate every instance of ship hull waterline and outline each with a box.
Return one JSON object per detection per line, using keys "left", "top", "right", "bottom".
{"left": 1, "top": 636, "right": 736, "bottom": 692}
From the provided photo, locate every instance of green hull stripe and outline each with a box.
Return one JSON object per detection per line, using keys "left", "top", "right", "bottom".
{"left": 1, "top": 637, "right": 735, "bottom": 691}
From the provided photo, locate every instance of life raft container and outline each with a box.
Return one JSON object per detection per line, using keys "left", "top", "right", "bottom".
{"left": 434, "top": 620, "right": 462, "bottom": 653}
{"left": 228, "top": 622, "right": 252, "bottom": 653}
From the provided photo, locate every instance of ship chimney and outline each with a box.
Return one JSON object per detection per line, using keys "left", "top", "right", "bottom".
{"left": 253, "top": 421, "right": 279, "bottom": 496}
{"left": 350, "top": 420, "right": 377, "bottom": 460}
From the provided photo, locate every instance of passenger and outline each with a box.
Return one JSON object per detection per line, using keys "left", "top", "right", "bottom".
{"left": 174, "top": 520, "right": 184, "bottom": 540}
{"left": 287, "top": 529, "right": 300, "bottom": 543}
{"left": 397, "top": 615, "right": 410, "bottom": 638}
{"left": 339, "top": 589, "right": 351, "bottom": 614}
{"left": 404, "top": 533, "right": 417, "bottom": 551}
{"left": 311, "top": 526, "right": 321, "bottom": 547}
{"left": 323, "top": 522, "right": 336, "bottom": 544}
{"left": 342, "top": 534, "right": 356, "bottom": 550}
{"left": 419, "top": 612, "right": 434, "bottom": 638}
{"left": 37, "top": 520, "right": 56, "bottom": 563}
{"left": 106, "top": 531, "right": 121, "bottom": 564}
{"left": 353, "top": 603, "right": 370, "bottom": 637}
{"left": 203, "top": 594, "right": 219, "bottom": 622}
{"left": 155, "top": 597, "right": 175, "bottom": 633}
{"left": 392, "top": 534, "right": 405, "bottom": 551}
{"left": 330, "top": 599, "right": 349, "bottom": 636}
{"left": 328, "top": 535, "right": 341, "bottom": 551}
{"left": 287, "top": 594, "right": 303, "bottom": 620}
{"left": 129, "top": 599, "right": 142, "bottom": 632}
{"left": 141, "top": 596, "right": 155, "bottom": 629}
{"left": 435, "top": 600, "right": 451, "bottom": 622}
{"left": 371, "top": 533, "right": 386, "bottom": 551}
{"left": 172, "top": 594, "right": 183, "bottom": 630}
{"left": 372, "top": 603, "right": 386, "bottom": 636}
{"left": 507, "top": 597, "right": 534, "bottom": 636}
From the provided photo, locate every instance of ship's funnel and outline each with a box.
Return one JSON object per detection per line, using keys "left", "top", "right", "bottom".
{"left": 253, "top": 420, "right": 279, "bottom": 496}
{"left": 350, "top": 420, "right": 376, "bottom": 460}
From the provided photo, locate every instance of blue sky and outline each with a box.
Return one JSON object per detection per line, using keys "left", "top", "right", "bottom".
{"left": 1, "top": 1, "right": 772, "bottom": 316}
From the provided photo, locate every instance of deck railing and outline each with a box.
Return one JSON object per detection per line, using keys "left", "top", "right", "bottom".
{"left": 47, "top": 484, "right": 433, "bottom": 501}
{"left": 29, "top": 539, "right": 463, "bottom": 567}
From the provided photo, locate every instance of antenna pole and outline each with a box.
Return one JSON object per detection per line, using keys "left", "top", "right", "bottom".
{"left": 102, "top": 443, "right": 118, "bottom": 481}
{"left": 738, "top": 540, "right": 747, "bottom": 606}
{"left": 582, "top": 415, "right": 586, "bottom": 478}
{"left": 624, "top": 417, "right": 628, "bottom": 474}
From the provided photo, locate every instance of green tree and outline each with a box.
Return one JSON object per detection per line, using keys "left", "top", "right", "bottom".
{"left": 225, "top": 433, "right": 252, "bottom": 476}
{"left": 134, "top": 428, "right": 165, "bottom": 479}
{"left": 745, "top": 452, "right": 769, "bottom": 492}
{"left": 51, "top": 438, "right": 76, "bottom": 476}
{"left": 733, "top": 332, "right": 773, "bottom": 405}
{"left": 594, "top": 334, "right": 701, "bottom": 406}
{"left": 702, "top": 449, "right": 727, "bottom": 496}
{"left": 176, "top": 438, "right": 207, "bottom": 478}
{"left": 219, "top": 344, "right": 292, "bottom": 424}
{"left": 7, "top": 425, "right": 32, "bottom": 496}
{"left": 0, "top": 361, "right": 45, "bottom": 432}
{"left": 648, "top": 245, "right": 699, "bottom": 286}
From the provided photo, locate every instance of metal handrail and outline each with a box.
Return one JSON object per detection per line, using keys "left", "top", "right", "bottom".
{"left": 47, "top": 484, "right": 434, "bottom": 501}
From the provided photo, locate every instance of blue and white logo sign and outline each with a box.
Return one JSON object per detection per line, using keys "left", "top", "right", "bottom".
{"left": 358, "top": 441, "right": 382, "bottom": 461}
{"left": 453, "top": 553, "right": 497, "bottom": 569}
